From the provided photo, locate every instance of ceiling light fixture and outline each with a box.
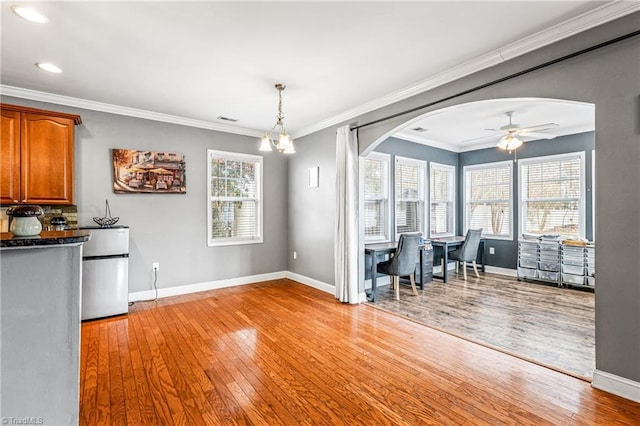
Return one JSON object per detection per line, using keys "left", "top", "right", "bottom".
{"left": 36, "top": 62, "right": 62, "bottom": 73}
{"left": 497, "top": 133, "right": 523, "bottom": 151}
{"left": 12, "top": 5, "right": 49, "bottom": 23}
{"left": 259, "top": 83, "right": 295, "bottom": 154}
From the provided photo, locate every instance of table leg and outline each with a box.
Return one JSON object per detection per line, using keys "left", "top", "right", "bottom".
{"left": 443, "top": 244, "right": 449, "bottom": 283}
{"left": 371, "top": 253, "right": 378, "bottom": 302}
{"left": 480, "top": 240, "right": 485, "bottom": 272}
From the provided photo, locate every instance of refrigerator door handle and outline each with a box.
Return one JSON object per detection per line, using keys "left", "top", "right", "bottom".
{"left": 83, "top": 254, "right": 129, "bottom": 261}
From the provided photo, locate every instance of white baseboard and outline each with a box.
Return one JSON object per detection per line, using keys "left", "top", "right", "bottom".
{"left": 285, "top": 271, "right": 335, "bottom": 294}
{"left": 127, "top": 269, "right": 339, "bottom": 303}
{"left": 592, "top": 370, "right": 640, "bottom": 403}
{"left": 484, "top": 266, "right": 517, "bottom": 277}
{"left": 129, "top": 271, "right": 287, "bottom": 302}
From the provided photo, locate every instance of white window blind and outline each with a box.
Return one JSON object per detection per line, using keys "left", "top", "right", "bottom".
{"left": 207, "top": 150, "right": 263, "bottom": 246}
{"left": 364, "top": 153, "right": 390, "bottom": 241}
{"left": 430, "top": 163, "right": 455, "bottom": 237}
{"left": 520, "top": 153, "right": 584, "bottom": 238}
{"left": 395, "top": 156, "right": 425, "bottom": 237}
{"left": 464, "top": 161, "right": 512, "bottom": 239}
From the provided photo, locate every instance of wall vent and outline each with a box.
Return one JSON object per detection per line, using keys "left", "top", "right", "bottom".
{"left": 217, "top": 116, "right": 239, "bottom": 122}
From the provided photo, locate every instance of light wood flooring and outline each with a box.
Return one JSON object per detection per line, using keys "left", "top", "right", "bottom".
{"left": 371, "top": 272, "right": 595, "bottom": 380}
{"left": 79, "top": 279, "right": 639, "bottom": 425}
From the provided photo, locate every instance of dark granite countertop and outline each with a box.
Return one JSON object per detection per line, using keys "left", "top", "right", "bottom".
{"left": 0, "top": 230, "right": 91, "bottom": 248}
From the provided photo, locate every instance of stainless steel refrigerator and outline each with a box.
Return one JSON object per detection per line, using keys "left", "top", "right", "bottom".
{"left": 80, "top": 226, "right": 129, "bottom": 320}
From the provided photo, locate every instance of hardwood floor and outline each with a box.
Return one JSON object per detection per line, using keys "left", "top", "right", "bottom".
{"left": 80, "top": 279, "right": 639, "bottom": 425}
{"left": 371, "top": 272, "right": 595, "bottom": 379}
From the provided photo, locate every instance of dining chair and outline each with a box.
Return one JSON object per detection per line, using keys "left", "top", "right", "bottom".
{"left": 376, "top": 232, "right": 422, "bottom": 301}
{"left": 449, "top": 229, "right": 483, "bottom": 280}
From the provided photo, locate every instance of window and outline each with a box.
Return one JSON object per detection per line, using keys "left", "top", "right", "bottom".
{"left": 395, "top": 156, "right": 426, "bottom": 237}
{"left": 430, "top": 163, "right": 455, "bottom": 237}
{"left": 519, "top": 152, "right": 585, "bottom": 238}
{"left": 207, "top": 150, "right": 263, "bottom": 246}
{"left": 364, "top": 152, "right": 390, "bottom": 241}
{"left": 464, "top": 161, "right": 512, "bottom": 239}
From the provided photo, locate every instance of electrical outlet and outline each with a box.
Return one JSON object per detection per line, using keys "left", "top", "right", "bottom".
{"left": 152, "top": 262, "right": 159, "bottom": 271}
{"left": 293, "top": 251, "right": 297, "bottom": 260}
{"left": 489, "top": 247, "right": 495, "bottom": 255}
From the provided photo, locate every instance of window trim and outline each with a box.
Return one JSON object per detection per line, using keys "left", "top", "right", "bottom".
{"left": 463, "top": 160, "right": 513, "bottom": 241}
{"left": 394, "top": 155, "right": 427, "bottom": 240}
{"left": 364, "top": 152, "right": 392, "bottom": 243}
{"left": 517, "top": 151, "right": 586, "bottom": 239}
{"left": 429, "top": 162, "right": 456, "bottom": 238}
{"left": 207, "top": 149, "right": 263, "bottom": 247}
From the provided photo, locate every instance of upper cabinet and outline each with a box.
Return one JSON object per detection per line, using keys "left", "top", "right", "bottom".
{"left": 1, "top": 104, "right": 82, "bottom": 205}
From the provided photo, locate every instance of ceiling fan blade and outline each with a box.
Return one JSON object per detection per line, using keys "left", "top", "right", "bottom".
{"left": 518, "top": 122, "right": 559, "bottom": 133}
{"left": 460, "top": 134, "right": 501, "bottom": 144}
{"left": 520, "top": 131, "right": 556, "bottom": 140}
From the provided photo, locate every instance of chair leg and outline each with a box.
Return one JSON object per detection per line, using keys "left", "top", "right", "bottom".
{"left": 410, "top": 273, "right": 418, "bottom": 296}
{"left": 455, "top": 261, "right": 459, "bottom": 274}
{"left": 472, "top": 260, "right": 480, "bottom": 278}
{"left": 394, "top": 276, "right": 400, "bottom": 301}
{"left": 462, "top": 261, "right": 467, "bottom": 280}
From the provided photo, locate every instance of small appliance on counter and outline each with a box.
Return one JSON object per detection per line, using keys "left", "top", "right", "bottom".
{"left": 6, "top": 205, "right": 44, "bottom": 236}
{"left": 50, "top": 216, "right": 68, "bottom": 231}
{"left": 80, "top": 225, "right": 129, "bottom": 320}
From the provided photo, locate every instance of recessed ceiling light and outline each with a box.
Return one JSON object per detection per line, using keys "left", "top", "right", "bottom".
{"left": 12, "top": 5, "right": 49, "bottom": 23}
{"left": 36, "top": 62, "right": 62, "bottom": 73}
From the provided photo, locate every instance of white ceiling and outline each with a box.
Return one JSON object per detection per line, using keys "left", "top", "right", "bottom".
{"left": 394, "top": 98, "right": 595, "bottom": 152}
{"left": 1, "top": 1, "right": 636, "bottom": 147}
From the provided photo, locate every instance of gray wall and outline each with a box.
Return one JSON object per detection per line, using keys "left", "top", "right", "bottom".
{"left": 290, "top": 13, "right": 640, "bottom": 384}
{"left": 1, "top": 95, "right": 289, "bottom": 293}
{"left": 287, "top": 125, "right": 336, "bottom": 285}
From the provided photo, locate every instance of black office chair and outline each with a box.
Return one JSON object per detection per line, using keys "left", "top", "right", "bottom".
{"left": 449, "top": 229, "right": 483, "bottom": 280}
{"left": 377, "top": 233, "right": 422, "bottom": 301}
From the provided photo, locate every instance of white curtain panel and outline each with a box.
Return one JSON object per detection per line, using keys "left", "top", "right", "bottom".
{"left": 335, "top": 125, "right": 360, "bottom": 303}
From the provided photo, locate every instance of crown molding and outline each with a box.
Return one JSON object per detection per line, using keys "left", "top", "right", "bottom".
{"left": 498, "top": 1, "right": 640, "bottom": 61}
{"left": 393, "top": 131, "right": 462, "bottom": 153}
{"left": 0, "top": 85, "right": 263, "bottom": 138}
{"left": 293, "top": 50, "right": 503, "bottom": 140}
{"left": 294, "top": 1, "right": 639, "bottom": 140}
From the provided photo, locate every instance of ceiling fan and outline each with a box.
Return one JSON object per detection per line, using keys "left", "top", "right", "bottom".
{"left": 490, "top": 111, "right": 559, "bottom": 151}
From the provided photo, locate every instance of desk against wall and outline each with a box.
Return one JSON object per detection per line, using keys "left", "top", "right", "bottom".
{"left": 431, "top": 236, "right": 485, "bottom": 283}
{"left": 365, "top": 237, "right": 485, "bottom": 302}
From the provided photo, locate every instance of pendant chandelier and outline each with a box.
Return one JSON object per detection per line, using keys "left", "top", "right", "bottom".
{"left": 259, "top": 83, "right": 295, "bottom": 154}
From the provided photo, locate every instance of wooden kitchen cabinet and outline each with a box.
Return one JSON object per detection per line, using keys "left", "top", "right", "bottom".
{"left": 1, "top": 104, "right": 82, "bottom": 205}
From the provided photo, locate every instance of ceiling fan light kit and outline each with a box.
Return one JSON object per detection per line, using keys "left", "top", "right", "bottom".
{"left": 259, "top": 83, "right": 295, "bottom": 154}
{"left": 497, "top": 133, "right": 523, "bottom": 151}
{"left": 495, "top": 111, "right": 557, "bottom": 152}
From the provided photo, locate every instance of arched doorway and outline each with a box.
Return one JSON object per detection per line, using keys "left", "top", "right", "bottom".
{"left": 361, "top": 97, "right": 596, "bottom": 379}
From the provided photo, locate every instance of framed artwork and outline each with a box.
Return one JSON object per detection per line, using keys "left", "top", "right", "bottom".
{"left": 112, "top": 149, "right": 186, "bottom": 194}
